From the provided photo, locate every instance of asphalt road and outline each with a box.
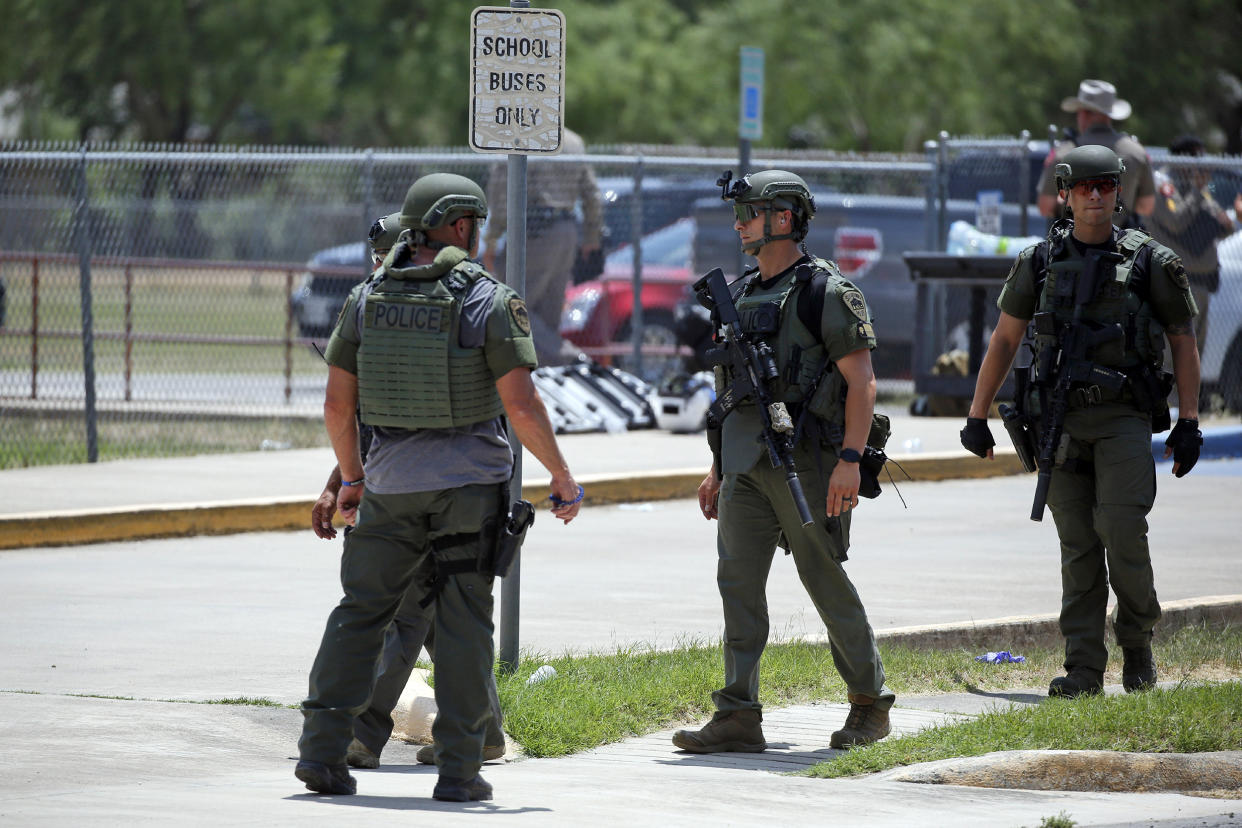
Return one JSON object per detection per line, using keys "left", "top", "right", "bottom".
{"left": 2, "top": 466, "right": 1238, "bottom": 706}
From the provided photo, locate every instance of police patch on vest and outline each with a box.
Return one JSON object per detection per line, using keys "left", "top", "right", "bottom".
{"left": 841, "top": 289, "right": 868, "bottom": 321}
{"left": 370, "top": 301, "right": 445, "bottom": 332}
{"left": 508, "top": 297, "right": 532, "bottom": 334}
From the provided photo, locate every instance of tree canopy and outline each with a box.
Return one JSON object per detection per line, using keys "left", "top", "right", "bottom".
{"left": 3, "top": 0, "right": 1240, "bottom": 153}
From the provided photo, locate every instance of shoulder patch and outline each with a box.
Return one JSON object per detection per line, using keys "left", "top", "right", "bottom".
{"left": 1169, "top": 259, "right": 1190, "bottom": 290}
{"left": 508, "top": 297, "right": 532, "bottom": 334}
{"left": 840, "top": 288, "right": 868, "bottom": 321}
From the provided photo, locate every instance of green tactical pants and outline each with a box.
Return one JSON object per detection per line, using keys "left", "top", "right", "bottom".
{"left": 1046, "top": 402, "right": 1161, "bottom": 673}
{"left": 299, "top": 483, "right": 502, "bottom": 780}
{"left": 714, "top": 451, "right": 893, "bottom": 712}
{"left": 351, "top": 591, "right": 505, "bottom": 758}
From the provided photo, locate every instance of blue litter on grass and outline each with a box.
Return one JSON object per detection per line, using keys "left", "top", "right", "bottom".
{"left": 975, "top": 651, "right": 1026, "bottom": 664}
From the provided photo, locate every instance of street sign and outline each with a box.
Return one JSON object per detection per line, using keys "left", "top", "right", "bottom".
{"left": 470, "top": 6, "right": 565, "bottom": 154}
{"left": 739, "top": 46, "right": 764, "bottom": 141}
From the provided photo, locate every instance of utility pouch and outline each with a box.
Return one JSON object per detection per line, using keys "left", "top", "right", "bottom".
{"left": 492, "top": 500, "right": 535, "bottom": 578}
{"left": 858, "top": 445, "right": 887, "bottom": 499}
{"left": 999, "top": 402, "right": 1038, "bottom": 473}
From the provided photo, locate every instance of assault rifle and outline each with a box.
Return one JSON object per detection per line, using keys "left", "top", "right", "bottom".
{"left": 1029, "top": 249, "right": 1127, "bottom": 521}
{"left": 694, "top": 267, "right": 815, "bottom": 527}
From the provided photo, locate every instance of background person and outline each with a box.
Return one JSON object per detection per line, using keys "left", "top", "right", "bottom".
{"left": 1143, "top": 134, "right": 1241, "bottom": 353}
{"left": 961, "top": 145, "right": 1202, "bottom": 699}
{"left": 673, "top": 170, "right": 894, "bottom": 756}
{"left": 1037, "top": 79, "right": 1155, "bottom": 229}
{"left": 309, "top": 210, "right": 505, "bottom": 772}
{"left": 483, "top": 127, "right": 603, "bottom": 365}
{"left": 296, "top": 173, "right": 582, "bottom": 802}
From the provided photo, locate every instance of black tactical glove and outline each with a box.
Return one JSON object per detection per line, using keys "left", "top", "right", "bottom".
{"left": 1165, "top": 418, "right": 1202, "bottom": 478}
{"left": 960, "top": 417, "right": 995, "bottom": 458}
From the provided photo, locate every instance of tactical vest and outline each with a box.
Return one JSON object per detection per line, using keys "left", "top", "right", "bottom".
{"left": 1032, "top": 228, "right": 1166, "bottom": 373}
{"left": 720, "top": 258, "right": 848, "bottom": 474}
{"left": 356, "top": 248, "right": 503, "bottom": 430}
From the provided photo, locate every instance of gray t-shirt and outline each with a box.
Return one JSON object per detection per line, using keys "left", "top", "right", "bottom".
{"left": 334, "top": 270, "right": 533, "bottom": 494}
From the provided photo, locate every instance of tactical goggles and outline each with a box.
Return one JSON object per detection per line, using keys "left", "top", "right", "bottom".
{"left": 1069, "top": 177, "right": 1118, "bottom": 196}
{"left": 731, "top": 202, "right": 765, "bottom": 223}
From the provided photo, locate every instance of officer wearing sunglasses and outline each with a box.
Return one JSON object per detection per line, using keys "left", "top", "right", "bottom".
{"left": 961, "top": 144, "right": 1202, "bottom": 700}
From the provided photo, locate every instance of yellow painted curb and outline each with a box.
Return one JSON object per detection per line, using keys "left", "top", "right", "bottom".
{"left": 0, "top": 451, "right": 1025, "bottom": 550}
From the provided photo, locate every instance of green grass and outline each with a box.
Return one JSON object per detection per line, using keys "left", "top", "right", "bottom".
{"left": 493, "top": 624, "right": 1242, "bottom": 759}
{"left": 0, "top": 412, "right": 329, "bottom": 468}
{"left": 201, "top": 696, "right": 286, "bottom": 707}
{"left": 805, "top": 681, "right": 1242, "bottom": 779}
{"left": 0, "top": 262, "right": 330, "bottom": 374}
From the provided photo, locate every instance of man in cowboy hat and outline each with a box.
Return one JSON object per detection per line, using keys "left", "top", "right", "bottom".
{"left": 1037, "top": 79, "right": 1156, "bottom": 228}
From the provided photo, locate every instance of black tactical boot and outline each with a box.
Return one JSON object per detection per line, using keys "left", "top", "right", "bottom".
{"left": 830, "top": 694, "right": 892, "bottom": 749}
{"left": 1048, "top": 666, "right": 1104, "bottom": 698}
{"left": 433, "top": 774, "right": 494, "bottom": 802}
{"left": 1122, "top": 646, "right": 1157, "bottom": 693}
{"left": 294, "top": 760, "right": 357, "bottom": 795}
{"left": 671, "top": 709, "right": 766, "bottom": 753}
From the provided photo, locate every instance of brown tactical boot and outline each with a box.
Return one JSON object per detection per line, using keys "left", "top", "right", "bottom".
{"left": 416, "top": 742, "right": 507, "bottom": 765}
{"left": 830, "top": 694, "right": 891, "bottom": 749}
{"left": 671, "top": 709, "right": 766, "bottom": 753}
{"left": 345, "top": 738, "right": 379, "bottom": 769}
{"left": 1122, "top": 646, "right": 1157, "bottom": 693}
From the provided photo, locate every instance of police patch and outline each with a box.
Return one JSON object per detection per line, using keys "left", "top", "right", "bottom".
{"left": 841, "top": 289, "right": 868, "bottom": 321}
{"left": 508, "top": 297, "right": 532, "bottom": 335}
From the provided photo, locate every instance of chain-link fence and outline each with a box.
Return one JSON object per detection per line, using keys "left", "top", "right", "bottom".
{"left": 1, "top": 138, "right": 1239, "bottom": 467}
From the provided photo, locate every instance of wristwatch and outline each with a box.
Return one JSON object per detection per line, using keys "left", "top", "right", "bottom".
{"left": 838, "top": 448, "right": 862, "bottom": 464}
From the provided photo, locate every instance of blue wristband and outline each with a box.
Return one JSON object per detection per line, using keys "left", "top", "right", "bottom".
{"left": 550, "top": 485, "right": 584, "bottom": 506}
{"left": 341, "top": 476, "right": 365, "bottom": 488}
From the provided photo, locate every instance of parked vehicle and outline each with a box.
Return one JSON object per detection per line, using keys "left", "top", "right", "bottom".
{"left": 560, "top": 217, "right": 694, "bottom": 382}
{"left": 289, "top": 242, "right": 370, "bottom": 341}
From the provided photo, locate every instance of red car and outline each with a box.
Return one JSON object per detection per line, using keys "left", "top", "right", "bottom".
{"left": 560, "top": 217, "right": 694, "bottom": 381}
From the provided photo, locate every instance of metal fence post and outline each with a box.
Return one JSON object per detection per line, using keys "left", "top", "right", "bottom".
{"left": 362, "top": 148, "right": 376, "bottom": 277}
{"left": 75, "top": 145, "right": 99, "bottom": 463}
{"left": 630, "top": 155, "right": 644, "bottom": 373}
{"left": 1018, "top": 129, "right": 1031, "bottom": 237}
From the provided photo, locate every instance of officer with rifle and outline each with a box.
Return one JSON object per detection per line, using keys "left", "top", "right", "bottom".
{"left": 961, "top": 145, "right": 1203, "bottom": 699}
{"left": 295, "top": 173, "right": 582, "bottom": 801}
{"left": 673, "top": 169, "right": 895, "bottom": 755}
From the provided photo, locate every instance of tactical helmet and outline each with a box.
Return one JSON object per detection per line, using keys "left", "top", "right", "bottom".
{"left": 1054, "top": 144, "right": 1125, "bottom": 190}
{"left": 727, "top": 169, "right": 816, "bottom": 218}
{"left": 718, "top": 169, "right": 815, "bottom": 252}
{"left": 400, "top": 173, "right": 488, "bottom": 231}
{"left": 367, "top": 212, "right": 404, "bottom": 254}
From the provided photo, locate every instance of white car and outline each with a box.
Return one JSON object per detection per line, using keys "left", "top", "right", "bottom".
{"left": 1203, "top": 227, "right": 1242, "bottom": 411}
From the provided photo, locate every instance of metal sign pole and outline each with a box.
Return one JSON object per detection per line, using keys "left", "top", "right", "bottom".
{"left": 499, "top": 149, "right": 527, "bottom": 672}
{"left": 737, "top": 47, "right": 763, "bottom": 279}
{"left": 470, "top": 0, "right": 564, "bottom": 673}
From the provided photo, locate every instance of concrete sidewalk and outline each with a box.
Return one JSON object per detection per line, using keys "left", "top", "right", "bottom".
{"left": 3, "top": 409, "right": 1239, "bottom": 550}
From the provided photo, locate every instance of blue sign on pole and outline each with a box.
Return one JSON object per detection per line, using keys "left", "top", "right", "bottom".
{"left": 739, "top": 46, "right": 764, "bottom": 141}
